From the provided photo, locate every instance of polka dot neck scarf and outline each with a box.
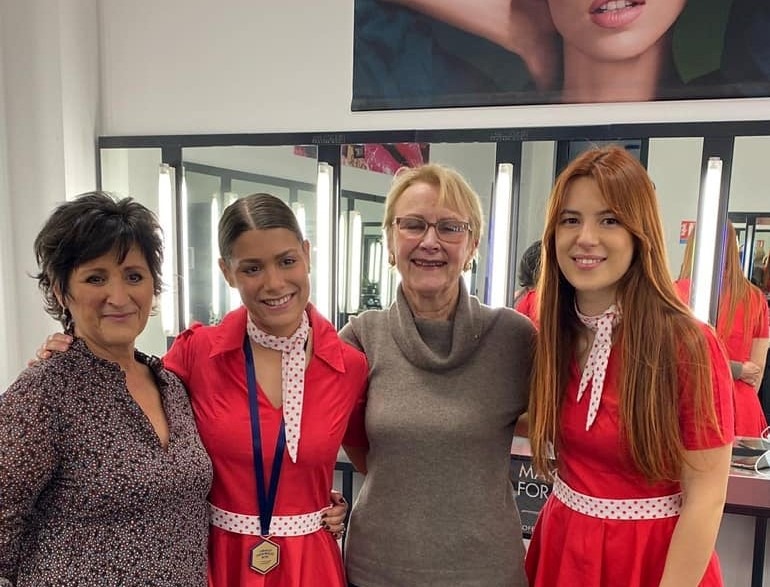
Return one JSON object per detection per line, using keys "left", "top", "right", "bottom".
{"left": 246, "top": 312, "right": 310, "bottom": 463}
{"left": 575, "top": 303, "right": 619, "bottom": 431}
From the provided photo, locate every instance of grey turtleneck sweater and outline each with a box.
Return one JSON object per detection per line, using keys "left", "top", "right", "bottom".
{"left": 340, "top": 281, "right": 535, "bottom": 587}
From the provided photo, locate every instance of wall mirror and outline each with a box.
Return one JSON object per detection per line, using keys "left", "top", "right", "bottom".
{"left": 98, "top": 120, "right": 770, "bottom": 343}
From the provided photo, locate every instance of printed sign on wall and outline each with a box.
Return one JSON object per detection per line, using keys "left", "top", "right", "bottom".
{"left": 510, "top": 455, "right": 552, "bottom": 538}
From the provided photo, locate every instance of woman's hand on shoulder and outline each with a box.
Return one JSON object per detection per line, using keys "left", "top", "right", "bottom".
{"left": 27, "top": 333, "right": 73, "bottom": 367}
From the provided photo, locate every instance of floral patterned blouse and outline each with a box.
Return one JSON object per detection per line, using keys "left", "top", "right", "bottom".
{"left": 0, "top": 339, "right": 212, "bottom": 586}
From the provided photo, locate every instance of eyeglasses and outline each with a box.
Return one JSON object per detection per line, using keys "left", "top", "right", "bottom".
{"left": 393, "top": 216, "right": 471, "bottom": 243}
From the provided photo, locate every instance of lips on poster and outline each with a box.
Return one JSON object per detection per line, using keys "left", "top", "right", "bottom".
{"left": 352, "top": 0, "right": 770, "bottom": 110}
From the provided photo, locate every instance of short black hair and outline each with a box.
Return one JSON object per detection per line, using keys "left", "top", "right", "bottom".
{"left": 518, "top": 240, "right": 542, "bottom": 288}
{"left": 33, "top": 191, "right": 164, "bottom": 331}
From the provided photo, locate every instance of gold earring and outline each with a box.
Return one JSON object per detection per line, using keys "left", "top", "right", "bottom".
{"left": 388, "top": 252, "right": 395, "bottom": 266}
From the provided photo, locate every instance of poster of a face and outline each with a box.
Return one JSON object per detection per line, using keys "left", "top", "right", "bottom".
{"left": 352, "top": 0, "right": 770, "bottom": 110}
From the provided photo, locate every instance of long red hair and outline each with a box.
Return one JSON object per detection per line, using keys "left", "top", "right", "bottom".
{"left": 529, "top": 146, "right": 722, "bottom": 482}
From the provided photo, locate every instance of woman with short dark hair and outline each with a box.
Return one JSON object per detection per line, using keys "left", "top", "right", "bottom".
{"left": 0, "top": 191, "right": 213, "bottom": 586}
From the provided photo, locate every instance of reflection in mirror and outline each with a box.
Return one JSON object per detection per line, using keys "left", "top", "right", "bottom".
{"left": 728, "top": 212, "right": 770, "bottom": 289}
{"left": 336, "top": 142, "right": 497, "bottom": 328}
{"left": 100, "top": 147, "right": 168, "bottom": 357}
{"left": 645, "top": 137, "right": 704, "bottom": 279}
{"left": 729, "top": 136, "right": 770, "bottom": 294}
{"left": 725, "top": 136, "right": 770, "bottom": 426}
{"left": 338, "top": 151, "right": 391, "bottom": 326}
{"left": 515, "top": 138, "right": 706, "bottom": 303}
{"left": 515, "top": 141, "right": 556, "bottom": 292}
{"left": 181, "top": 146, "right": 320, "bottom": 327}
{"left": 427, "top": 142, "right": 495, "bottom": 301}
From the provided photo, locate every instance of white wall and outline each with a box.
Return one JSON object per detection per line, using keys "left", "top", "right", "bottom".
{"left": 0, "top": 0, "right": 99, "bottom": 389}
{"left": 0, "top": 8, "right": 16, "bottom": 391}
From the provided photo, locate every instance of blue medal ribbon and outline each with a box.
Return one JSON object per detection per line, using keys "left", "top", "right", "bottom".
{"left": 244, "top": 336, "right": 286, "bottom": 537}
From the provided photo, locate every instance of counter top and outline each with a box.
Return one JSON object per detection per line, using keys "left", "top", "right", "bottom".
{"left": 726, "top": 467, "right": 770, "bottom": 511}
{"left": 510, "top": 436, "right": 770, "bottom": 512}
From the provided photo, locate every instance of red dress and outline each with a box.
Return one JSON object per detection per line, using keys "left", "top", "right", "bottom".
{"left": 164, "top": 305, "right": 368, "bottom": 587}
{"left": 514, "top": 289, "right": 539, "bottom": 327}
{"left": 525, "top": 325, "right": 735, "bottom": 587}
{"left": 675, "top": 279, "right": 769, "bottom": 436}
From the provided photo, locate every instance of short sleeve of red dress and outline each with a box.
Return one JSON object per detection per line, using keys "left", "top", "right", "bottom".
{"left": 162, "top": 323, "right": 205, "bottom": 384}
{"left": 678, "top": 324, "right": 735, "bottom": 450}
{"left": 341, "top": 384, "right": 368, "bottom": 449}
{"left": 514, "top": 289, "right": 539, "bottom": 327}
{"left": 753, "top": 290, "right": 770, "bottom": 339}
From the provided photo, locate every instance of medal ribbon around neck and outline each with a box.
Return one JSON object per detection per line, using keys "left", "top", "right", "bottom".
{"left": 576, "top": 303, "right": 619, "bottom": 431}
{"left": 246, "top": 311, "right": 310, "bottom": 463}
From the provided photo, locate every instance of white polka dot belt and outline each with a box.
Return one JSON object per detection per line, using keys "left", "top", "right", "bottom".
{"left": 209, "top": 503, "right": 326, "bottom": 537}
{"left": 553, "top": 476, "right": 682, "bottom": 520}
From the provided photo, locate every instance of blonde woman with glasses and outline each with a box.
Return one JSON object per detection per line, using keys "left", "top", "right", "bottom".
{"left": 341, "top": 163, "right": 535, "bottom": 587}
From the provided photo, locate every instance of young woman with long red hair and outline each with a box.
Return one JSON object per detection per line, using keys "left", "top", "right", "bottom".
{"left": 526, "top": 146, "right": 735, "bottom": 587}
{"left": 676, "top": 223, "right": 769, "bottom": 437}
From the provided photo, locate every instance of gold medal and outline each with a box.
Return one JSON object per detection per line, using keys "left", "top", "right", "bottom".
{"left": 249, "top": 537, "right": 280, "bottom": 574}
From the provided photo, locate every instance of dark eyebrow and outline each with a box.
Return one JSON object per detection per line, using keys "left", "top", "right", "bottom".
{"left": 560, "top": 208, "right": 614, "bottom": 216}
{"left": 236, "top": 248, "right": 300, "bottom": 265}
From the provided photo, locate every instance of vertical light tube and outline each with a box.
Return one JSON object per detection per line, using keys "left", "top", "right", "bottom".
{"left": 691, "top": 157, "right": 723, "bottom": 323}
{"left": 223, "top": 192, "right": 241, "bottom": 312}
{"left": 337, "top": 212, "right": 347, "bottom": 314}
{"left": 210, "top": 195, "right": 220, "bottom": 320}
{"left": 180, "top": 170, "right": 191, "bottom": 329}
{"left": 368, "top": 240, "right": 379, "bottom": 284}
{"left": 291, "top": 202, "right": 307, "bottom": 239}
{"left": 348, "top": 211, "right": 362, "bottom": 313}
{"left": 462, "top": 259, "right": 473, "bottom": 294}
{"left": 742, "top": 225, "right": 754, "bottom": 277}
{"left": 373, "top": 242, "right": 382, "bottom": 284}
{"left": 316, "top": 162, "right": 333, "bottom": 319}
{"left": 380, "top": 235, "right": 394, "bottom": 307}
{"left": 158, "top": 163, "right": 177, "bottom": 335}
{"left": 489, "top": 163, "right": 514, "bottom": 307}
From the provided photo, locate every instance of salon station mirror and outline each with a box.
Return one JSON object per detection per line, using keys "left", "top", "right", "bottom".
{"left": 97, "top": 120, "right": 770, "bottom": 351}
